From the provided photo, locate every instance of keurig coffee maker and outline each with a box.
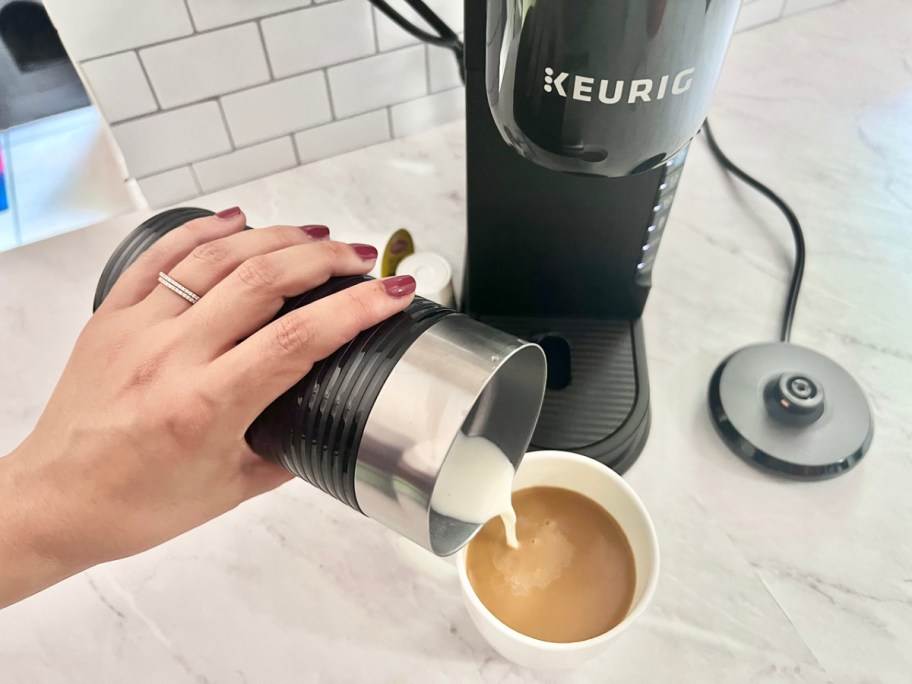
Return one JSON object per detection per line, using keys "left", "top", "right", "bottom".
{"left": 459, "top": 0, "right": 740, "bottom": 471}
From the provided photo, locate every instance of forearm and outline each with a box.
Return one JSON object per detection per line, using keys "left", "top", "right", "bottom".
{"left": 0, "top": 443, "right": 92, "bottom": 608}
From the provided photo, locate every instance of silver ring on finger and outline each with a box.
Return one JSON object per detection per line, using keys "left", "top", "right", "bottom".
{"left": 158, "top": 272, "right": 201, "bottom": 305}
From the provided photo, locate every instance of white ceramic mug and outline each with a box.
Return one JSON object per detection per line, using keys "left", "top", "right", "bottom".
{"left": 456, "top": 451, "right": 660, "bottom": 670}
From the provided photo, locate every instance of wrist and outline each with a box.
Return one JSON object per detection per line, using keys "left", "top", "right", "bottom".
{"left": 0, "top": 440, "right": 97, "bottom": 607}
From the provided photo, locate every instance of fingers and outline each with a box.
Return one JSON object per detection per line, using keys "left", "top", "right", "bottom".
{"left": 183, "top": 241, "right": 381, "bottom": 353}
{"left": 202, "top": 276, "right": 417, "bottom": 426}
{"left": 141, "top": 223, "right": 331, "bottom": 319}
{"left": 98, "top": 208, "right": 247, "bottom": 312}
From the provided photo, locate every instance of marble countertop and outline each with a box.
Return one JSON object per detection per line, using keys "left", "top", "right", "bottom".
{"left": 1, "top": 0, "right": 910, "bottom": 681}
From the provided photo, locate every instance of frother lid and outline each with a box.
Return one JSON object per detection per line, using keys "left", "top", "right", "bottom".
{"left": 708, "top": 342, "right": 873, "bottom": 480}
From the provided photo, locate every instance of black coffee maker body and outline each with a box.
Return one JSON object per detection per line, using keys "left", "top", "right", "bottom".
{"left": 463, "top": 0, "right": 740, "bottom": 471}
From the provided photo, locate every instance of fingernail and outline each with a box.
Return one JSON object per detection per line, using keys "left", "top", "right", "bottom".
{"left": 381, "top": 275, "right": 417, "bottom": 298}
{"left": 351, "top": 243, "right": 379, "bottom": 261}
{"left": 216, "top": 206, "right": 242, "bottom": 219}
{"left": 300, "top": 224, "right": 330, "bottom": 239}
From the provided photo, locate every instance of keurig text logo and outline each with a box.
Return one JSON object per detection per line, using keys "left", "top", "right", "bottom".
{"left": 543, "top": 67, "right": 696, "bottom": 104}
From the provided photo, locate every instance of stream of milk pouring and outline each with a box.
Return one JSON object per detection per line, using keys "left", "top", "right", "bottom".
{"left": 430, "top": 432, "right": 519, "bottom": 548}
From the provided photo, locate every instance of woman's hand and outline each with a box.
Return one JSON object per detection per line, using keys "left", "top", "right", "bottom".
{"left": 0, "top": 208, "right": 416, "bottom": 607}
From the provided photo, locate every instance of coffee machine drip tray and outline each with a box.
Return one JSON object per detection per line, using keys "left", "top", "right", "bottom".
{"left": 481, "top": 316, "right": 650, "bottom": 474}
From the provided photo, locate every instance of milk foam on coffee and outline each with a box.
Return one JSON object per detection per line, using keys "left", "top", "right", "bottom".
{"left": 466, "top": 486, "right": 637, "bottom": 643}
{"left": 430, "top": 432, "right": 519, "bottom": 548}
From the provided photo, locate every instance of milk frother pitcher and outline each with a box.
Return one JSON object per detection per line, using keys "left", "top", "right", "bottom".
{"left": 94, "top": 208, "right": 547, "bottom": 556}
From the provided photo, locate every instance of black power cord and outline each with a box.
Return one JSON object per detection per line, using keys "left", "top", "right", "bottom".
{"left": 369, "top": 6, "right": 806, "bottom": 344}
{"left": 702, "top": 119, "right": 806, "bottom": 343}
{"left": 368, "top": 0, "right": 465, "bottom": 82}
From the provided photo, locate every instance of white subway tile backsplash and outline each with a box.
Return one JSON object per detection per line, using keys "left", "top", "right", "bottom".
{"left": 262, "top": 0, "right": 376, "bottom": 79}
{"left": 221, "top": 73, "right": 333, "bottom": 147}
{"left": 328, "top": 46, "right": 427, "bottom": 119}
{"left": 428, "top": 43, "right": 463, "bottom": 93}
{"left": 783, "top": 0, "right": 840, "bottom": 16}
{"left": 187, "top": 0, "right": 313, "bottom": 31}
{"left": 391, "top": 87, "right": 464, "bottom": 138}
{"left": 44, "top": 0, "right": 193, "bottom": 61}
{"left": 81, "top": 53, "right": 158, "bottom": 123}
{"left": 112, "top": 103, "right": 232, "bottom": 177}
{"left": 736, "top": 0, "right": 786, "bottom": 32}
{"left": 140, "top": 24, "right": 270, "bottom": 109}
{"left": 193, "top": 138, "right": 297, "bottom": 192}
{"left": 294, "top": 110, "right": 390, "bottom": 164}
{"left": 373, "top": 0, "right": 464, "bottom": 52}
{"left": 137, "top": 167, "right": 200, "bottom": 208}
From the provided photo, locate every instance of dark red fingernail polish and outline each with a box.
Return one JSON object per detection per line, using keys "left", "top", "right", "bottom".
{"left": 351, "top": 243, "right": 378, "bottom": 261}
{"left": 216, "top": 206, "right": 241, "bottom": 219}
{"left": 382, "top": 275, "right": 416, "bottom": 298}
{"left": 300, "top": 224, "right": 330, "bottom": 239}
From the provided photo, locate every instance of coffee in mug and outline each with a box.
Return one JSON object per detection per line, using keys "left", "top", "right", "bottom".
{"left": 465, "top": 486, "right": 636, "bottom": 643}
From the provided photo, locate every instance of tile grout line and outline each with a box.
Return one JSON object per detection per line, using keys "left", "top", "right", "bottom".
{"left": 181, "top": 0, "right": 197, "bottom": 32}
{"left": 186, "top": 164, "right": 203, "bottom": 195}
{"left": 215, "top": 99, "right": 236, "bottom": 150}
{"left": 289, "top": 133, "right": 302, "bottom": 167}
{"left": 386, "top": 107, "right": 395, "bottom": 140}
{"left": 369, "top": 6, "right": 380, "bottom": 53}
{"left": 185, "top": 162, "right": 203, "bottom": 188}
{"left": 256, "top": 20, "right": 276, "bottom": 80}
{"left": 322, "top": 69, "right": 338, "bottom": 121}
{"left": 133, "top": 49, "right": 163, "bottom": 112}
{"left": 424, "top": 45, "right": 433, "bottom": 95}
